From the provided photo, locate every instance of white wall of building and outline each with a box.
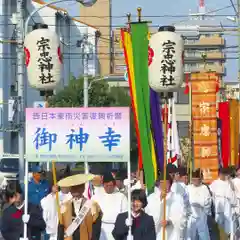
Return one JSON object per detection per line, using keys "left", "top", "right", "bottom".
{"left": 0, "top": 0, "right": 97, "bottom": 155}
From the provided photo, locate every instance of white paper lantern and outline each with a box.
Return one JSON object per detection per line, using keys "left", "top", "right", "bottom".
{"left": 148, "top": 31, "right": 184, "bottom": 92}
{"left": 24, "top": 29, "right": 62, "bottom": 91}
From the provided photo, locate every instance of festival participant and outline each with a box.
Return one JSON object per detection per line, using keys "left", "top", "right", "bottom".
{"left": 1, "top": 181, "right": 46, "bottom": 240}
{"left": 92, "top": 172, "right": 128, "bottom": 240}
{"left": 186, "top": 169, "right": 211, "bottom": 240}
{"left": 57, "top": 173, "right": 102, "bottom": 240}
{"left": 145, "top": 173, "right": 187, "bottom": 239}
{"left": 210, "top": 167, "right": 237, "bottom": 237}
{"left": 27, "top": 165, "right": 50, "bottom": 206}
{"left": 90, "top": 164, "right": 105, "bottom": 197}
{"left": 41, "top": 173, "right": 72, "bottom": 240}
{"left": 171, "top": 167, "right": 191, "bottom": 224}
{"left": 166, "top": 163, "right": 178, "bottom": 181}
{"left": 233, "top": 167, "right": 240, "bottom": 227}
{"left": 112, "top": 189, "right": 156, "bottom": 240}
{"left": 115, "top": 170, "right": 127, "bottom": 196}
{"left": 171, "top": 166, "right": 189, "bottom": 196}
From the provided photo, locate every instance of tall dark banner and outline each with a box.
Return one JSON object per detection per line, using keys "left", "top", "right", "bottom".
{"left": 217, "top": 118, "right": 222, "bottom": 168}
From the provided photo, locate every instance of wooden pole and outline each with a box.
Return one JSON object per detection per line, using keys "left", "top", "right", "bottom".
{"left": 189, "top": 83, "right": 193, "bottom": 183}
{"left": 52, "top": 161, "right": 63, "bottom": 224}
{"left": 162, "top": 96, "right": 168, "bottom": 240}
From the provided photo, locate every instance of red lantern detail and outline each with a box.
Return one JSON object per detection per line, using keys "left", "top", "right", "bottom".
{"left": 58, "top": 46, "right": 63, "bottom": 64}
{"left": 148, "top": 46, "right": 154, "bottom": 66}
{"left": 24, "top": 47, "right": 30, "bottom": 67}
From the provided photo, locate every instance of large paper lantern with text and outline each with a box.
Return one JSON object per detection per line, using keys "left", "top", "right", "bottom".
{"left": 24, "top": 28, "right": 62, "bottom": 91}
{"left": 149, "top": 28, "right": 184, "bottom": 93}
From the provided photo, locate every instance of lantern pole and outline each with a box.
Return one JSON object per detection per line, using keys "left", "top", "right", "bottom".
{"left": 82, "top": 32, "right": 90, "bottom": 174}
{"left": 162, "top": 93, "right": 168, "bottom": 240}
{"left": 16, "top": 0, "right": 25, "bottom": 184}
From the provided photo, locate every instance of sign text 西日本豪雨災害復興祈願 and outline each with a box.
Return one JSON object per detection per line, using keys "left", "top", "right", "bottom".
{"left": 25, "top": 107, "right": 130, "bottom": 163}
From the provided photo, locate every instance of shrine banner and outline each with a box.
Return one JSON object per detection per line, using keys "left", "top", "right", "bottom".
{"left": 229, "top": 99, "right": 239, "bottom": 166}
{"left": 191, "top": 72, "right": 218, "bottom": 181}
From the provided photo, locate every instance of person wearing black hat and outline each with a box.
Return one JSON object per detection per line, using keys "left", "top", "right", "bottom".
{"left": 166, "top": 163, "right": 178, "bottom": 181}
{"left": 91, "top": 172, "right": 128, "bottom": 240}
{"left": 112, "top": 189, "right": 156, "bottom": 240}
{"left": 171, "top": 167, "right": 188, "bottom": 194}
{"left": 145, "top": 173, "right": 187, "bottom": 239}
{"left": 186, "top": 169, "right": 211, "bottom": 240}
{"left": 171, "top": 167, "right": 190, "bottom": 226}
{"left": 209, "top": 167, "right": 237, "bottom": 237}
{"left": 115, "top": 170, "right": 127, "bottom": 196}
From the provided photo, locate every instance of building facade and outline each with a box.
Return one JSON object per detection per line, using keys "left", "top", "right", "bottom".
{"left": 0, "top": 0, "right": 97, "bottom": 155}
{"left": 174, "top": 21, "right": 226, "bottom": 137}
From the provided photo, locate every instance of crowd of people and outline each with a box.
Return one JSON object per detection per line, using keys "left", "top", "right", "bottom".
{"left": 0, "top": 163, "right": 239, "bottom": 240}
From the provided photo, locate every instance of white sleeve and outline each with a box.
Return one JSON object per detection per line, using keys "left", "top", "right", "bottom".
{"left": 169, "top": 195, "right": 187, "bottom": 237}
{"left": 203, "top": 187, "right": 212, "bottom": 215}
{"left": 120, "top": 194, "right": 128, "bottom": 212}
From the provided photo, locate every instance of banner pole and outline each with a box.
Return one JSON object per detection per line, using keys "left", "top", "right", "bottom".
{"left": 127, "top": 156, "right": 132, "bottom": 239}
{"left": 23, "top": 159, "right": 29, "bottom": 240}
{"left": 162, "top": 94, "right": 168, "bottom": 240}
{"left": 52, "top": 161, "right": 62, "bottom": 224}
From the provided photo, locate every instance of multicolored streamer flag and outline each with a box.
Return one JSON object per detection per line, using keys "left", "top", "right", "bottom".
{"left": 150, "top": 89, "right": 164, "bottom": 171}
{"left": 121, "top": 22, "right": 158, "bottom": 192}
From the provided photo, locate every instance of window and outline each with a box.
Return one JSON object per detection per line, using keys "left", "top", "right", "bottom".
{"left": 177, "top": 121, "right": 189, "bottom": 138}
{"left": 0, "top": 158, "right": 19, "bottom": 173}
{"left": 176, "top": 87, "right": 189, "bottom": 104}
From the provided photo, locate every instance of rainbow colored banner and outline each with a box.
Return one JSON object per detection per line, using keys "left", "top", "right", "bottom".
{"left": 120, "top": 23, "right": 160, "bottom": 191}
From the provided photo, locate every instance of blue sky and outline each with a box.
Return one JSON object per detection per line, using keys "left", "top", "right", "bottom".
{"left": 43, "top": 0, "right": 238, "bottom": 82}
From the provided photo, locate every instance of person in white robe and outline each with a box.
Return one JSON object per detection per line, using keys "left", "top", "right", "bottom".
{"left": 210, "top": 167, "right": 237, "bottom": 237}
{"left": 171, "top": 167, "right": 189, "bottom": 200}
{"left": 145, "top": 173, "right": 187, "bottom": 240}
{"left": 91, "top": 172, "right": 128, "bottom": 240}
{"left": 41, "top": 186, "right": 72, "bottom": 240}
{"left": 114, "top": 170, "right": 127, "bottom": 196}
{"left": 232, "top": 167, "right": 240, "bottom": 227}
{"left": 171, "top": 167, "right": 191, "bottom": 224}
{"left": 186, "top": 168, "right": 211, "bottom": 240}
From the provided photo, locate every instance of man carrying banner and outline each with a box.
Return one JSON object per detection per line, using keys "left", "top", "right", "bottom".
{"left": 57, "top": 174, "right": 102, "bottom": 240}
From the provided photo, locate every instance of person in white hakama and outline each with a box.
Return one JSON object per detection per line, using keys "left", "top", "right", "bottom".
{"left": 145, "top": 173, "right": 187, "bottom": 240}
{"left": 210, "top": 167, "right": 237, "bottom": 236}
{"left": 186, "top": 169, "right": 211, "bottom": 240}
{"left": 91, "top": 172, "right": 128, "bottom": 240}
{"left": 41, "top": 186, "right": 72, "bottom": 240}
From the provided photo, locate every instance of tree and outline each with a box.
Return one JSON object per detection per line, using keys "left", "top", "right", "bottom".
{"left": 48, "top": 76, "right": 138, "bottom": 160}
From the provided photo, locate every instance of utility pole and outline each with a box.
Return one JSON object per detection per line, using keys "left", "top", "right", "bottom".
{"left": 82, "top": 32, "right": 89, "bottom": 174}
{"left": 16, "top": 0, "right": 25, "bottom": 184}
{"left": 109, "top": 0, "right": 113, "bottom": 74}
